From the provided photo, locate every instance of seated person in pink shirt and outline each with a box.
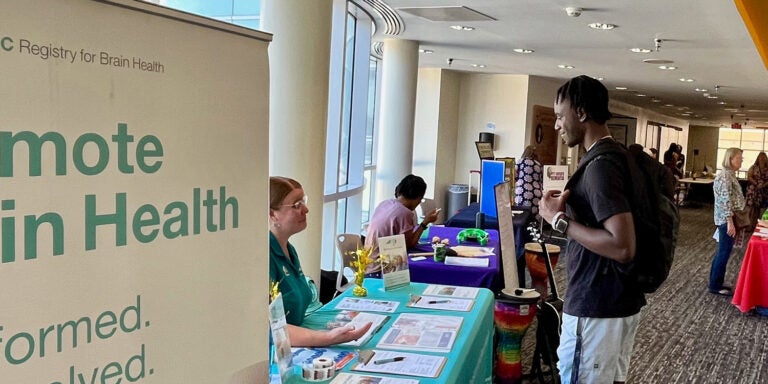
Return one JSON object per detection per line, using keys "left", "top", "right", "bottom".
{"left": 364, "top": 174, "right": 440, "bottom": 277}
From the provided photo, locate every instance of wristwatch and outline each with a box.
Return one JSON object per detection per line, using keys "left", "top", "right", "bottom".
{"left": 419, "top": 222, "right": 428, "bottom": 230}
{"left": 553, "top": 212, "right": 570, "bottom": 234}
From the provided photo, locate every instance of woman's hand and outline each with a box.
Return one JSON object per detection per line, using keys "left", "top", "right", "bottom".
{"left": 424, "top": 208, "right": 440, "bottom": 225}
{"left": 326, "top": 322, "right": 373, "bottom": 345}
{"left": 727, "top": 217, "right": 736, "bottom": 237}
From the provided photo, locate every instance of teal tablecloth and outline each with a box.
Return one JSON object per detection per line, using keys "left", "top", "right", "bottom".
{"left": 290, "top": 278, "right": 494, "bottom": 383}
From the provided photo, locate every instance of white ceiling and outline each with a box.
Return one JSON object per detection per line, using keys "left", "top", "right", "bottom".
{"left": 366, "top": 0, "right": 768, "bottom": 128}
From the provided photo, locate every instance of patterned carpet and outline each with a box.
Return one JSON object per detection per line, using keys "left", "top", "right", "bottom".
{"left": 519, "top": 205, "right": 768, "bottom": 383}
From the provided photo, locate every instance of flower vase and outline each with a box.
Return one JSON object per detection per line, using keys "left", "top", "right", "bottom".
{"left": 352, "top": 272, "right": 367, "bottom": 297}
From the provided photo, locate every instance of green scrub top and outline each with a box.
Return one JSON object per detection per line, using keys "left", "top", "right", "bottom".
{"left": 269, "top": 232, "right": 312, "bottom": 326}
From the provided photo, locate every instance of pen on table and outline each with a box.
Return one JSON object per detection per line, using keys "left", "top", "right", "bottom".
{"left": 428, "top": 300, "right": 450, "bottom": 304}
{"left": 373, "top": 356, "right": 406, "bottom": 365}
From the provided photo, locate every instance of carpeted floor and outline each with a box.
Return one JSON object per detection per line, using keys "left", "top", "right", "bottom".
{"left": 519, "top": 205, "right": 768, "bottom": 383}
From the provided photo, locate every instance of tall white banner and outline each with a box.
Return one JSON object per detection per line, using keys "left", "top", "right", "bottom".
{"left": 0, "top": 1, "right": 271, "bottom": 382}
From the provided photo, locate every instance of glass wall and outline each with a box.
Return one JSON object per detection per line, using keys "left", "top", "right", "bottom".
{"left": 151, "top": 0, "right": 262, "bottom": 29}
{"left": 717, "top": 128, "right": 767, "bottom": 177}
{"left": 143, "top": 0, "right": 381, "bottom": 272}
{"left": 321, "top": 2, "right": 379, "bottom": 270}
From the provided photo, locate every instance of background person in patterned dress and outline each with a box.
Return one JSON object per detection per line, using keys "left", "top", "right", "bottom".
{"left": 514, "top": 145, "right": 543, "bottom": 222}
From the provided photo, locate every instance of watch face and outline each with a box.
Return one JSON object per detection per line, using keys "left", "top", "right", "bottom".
{"left": 555, "top": 218, "right": 568, "bottom": 233}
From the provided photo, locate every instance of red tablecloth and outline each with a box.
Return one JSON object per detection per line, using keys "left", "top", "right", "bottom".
{"left": 732, "top": 232, "right": 768, "bottom": 312}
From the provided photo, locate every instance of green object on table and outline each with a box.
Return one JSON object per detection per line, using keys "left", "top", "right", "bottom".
{"left": 456, "top": 228, "right": 489, "bottom": 246}
{"left": 433, "top": 245, "right": 447, "bottom": 262}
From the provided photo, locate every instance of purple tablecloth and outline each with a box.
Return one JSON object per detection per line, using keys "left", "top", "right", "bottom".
{"left": 408, "top": 226, "right": 501, "bottom": 292}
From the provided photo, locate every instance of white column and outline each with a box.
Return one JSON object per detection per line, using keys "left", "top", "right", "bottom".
{"left": 374, "top": 39, "right": 420, "bottom": 206}
{"left": 262, "top": 0, "right": 332, "bottom": 281}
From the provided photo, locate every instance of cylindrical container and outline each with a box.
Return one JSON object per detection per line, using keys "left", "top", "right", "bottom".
{"left": 479, "top": 132, "right": 495, "bottom": 148}
{"left": 476, "top": 211, "right": 486, "bottom": 229}
{"left": 433, "top": 244, "right": 447, "bottom": 262}
{"left": 446, "top": 184, "right": 470, "bottom": 218}
{"left": 524, "top": 243, "right": 561, "bottom": 300}
{"left": 494, "top": 289, "right": 540, "bottom": 384}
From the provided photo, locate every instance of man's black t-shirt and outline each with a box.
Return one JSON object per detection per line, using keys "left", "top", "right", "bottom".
{"left": 563, "top": 139, "right": 647, "bottom": 318}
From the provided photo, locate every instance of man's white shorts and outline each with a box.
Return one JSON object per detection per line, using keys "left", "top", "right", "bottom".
{"left": 557, "top": 312, "right": 642, "bottom": 383}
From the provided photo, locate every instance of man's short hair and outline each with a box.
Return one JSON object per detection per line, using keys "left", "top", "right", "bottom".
{"left": 556, "top": 75, "right": 613, "bottom": 125}
{"left": 395, "top": 174, "right": 427, "bottom": 200}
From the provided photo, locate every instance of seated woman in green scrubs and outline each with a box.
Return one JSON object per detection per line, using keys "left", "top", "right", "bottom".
{"left": 269, "top": 176, "right": 372, "bottom": 347}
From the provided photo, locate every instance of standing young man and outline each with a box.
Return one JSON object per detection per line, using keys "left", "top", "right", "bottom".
{"left": 540, "top": 75, "right": 646, "bottom": 383}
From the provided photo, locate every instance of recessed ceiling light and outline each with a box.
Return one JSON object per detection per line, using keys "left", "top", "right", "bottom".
{"left": 717, "top": 101, "right": 727, "bottom": 105}
{"left": 735, "top": 113, "right": 746, "bottom": 116}
{"left": 724, "top": 108, "right": 739, "bottom": 111}
{"left": 664, "top": 104, "right": 674, "bottom": 107}
{"left": 593, "top": 76, "right": 604, "bottom": 81}
{"left": 471, "top": 64, "right": 486, "bottom": 68}
{"left": 419, "top": 49, "right": 433, "bottom": 54}
{"left": 557, "top": 64, "right": 575, "bottom": 69}
{"left": 636, "top": 94, "right": 647, "bottom": 97}
{"left": 695, "top": 88, "right": 708, "bottom": 92}
{"left": 588, "top": 23, "right": 616, "bottom": 30}
{"left": 707, "top": 96, "right": 719, "bottom": 99}
{"left": 658, "top": 65, "right": 677, "bottom": 70}
{"left": 651, "top": 99, "right": 661, "bottom": 103}
{"left": 450, "top": 25, "right": 475, "bottom": 31}
{"left": 679, "top": 78, "right": 695, "bottom": 82}
{"left": 513, "top": 48, "right": 534, "bottom": 54}
{"left": 615, "top": 86, "right": 627, "bottom": 90}
{"left": 630, "top": 48, "right": 651, "bottom": 53}
{"left": 643, "top": 59, "right": 674, "bottom": 64}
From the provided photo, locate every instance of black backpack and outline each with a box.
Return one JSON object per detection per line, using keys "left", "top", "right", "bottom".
{"left": 567, "top": 140, "right": 679, "bottom": 293}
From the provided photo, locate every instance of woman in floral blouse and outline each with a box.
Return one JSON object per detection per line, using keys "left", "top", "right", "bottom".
{"left": 745, "top": 152, "right": 768, "bottom": 226}
{"left": 514, "top": 145, "right": 543, "bottom": 222}
{"left": 709, "top": 147, "right": 745, "bottom": 296}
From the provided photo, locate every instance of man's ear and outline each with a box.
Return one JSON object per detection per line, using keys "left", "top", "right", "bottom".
{"left": 576, "top": 107, "right": 587, "bottom": 122}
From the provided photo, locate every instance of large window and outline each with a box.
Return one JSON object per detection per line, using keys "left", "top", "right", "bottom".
{"left": 321, "top": 1, "right": 379, "bottom": 270}
{"left": 717, "top": 128, "right": 767, "bottom": 177}
{"left": 146, "top": 0, "right": 382, "bottom": 272}
{"left": 149, "top": 0, "right": 262, "bottom": 29}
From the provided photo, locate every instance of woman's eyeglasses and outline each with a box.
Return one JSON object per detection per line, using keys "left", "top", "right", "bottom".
{"left": 282, "top": 195, "right": 308, "bottom": 210}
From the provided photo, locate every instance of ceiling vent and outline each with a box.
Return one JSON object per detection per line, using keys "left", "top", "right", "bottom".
{"left": 397, "top": 6, "right": 496, "bottom": 22}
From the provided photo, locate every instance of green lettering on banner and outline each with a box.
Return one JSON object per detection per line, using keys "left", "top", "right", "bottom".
{"left": 25, "top": 212, "right": 65, "bottom": 259}
{"left": 133, "top": 204, "right": 160, "bottom": 243}
{"left": 58, "top": 344, "right": 147, "bottom": 384}
{"left": 0, "top": 124, "right": 164, "bottom": 177}
{"left": 135, "top": 133, "right": 163, "bottom": 173}
{"left": 162, "top": 202, "right": 189, "bottom": 238}
{"left": 219, "top": 186, "right": 239, "bottom": 230}
{"left": 95, "top": 311, "right": 118, "bottom": 339}
{"left": 56, "top": 317, "right": 92, "bottom": 352}
{"left": 1, "top": 200, "right": 15, "bottom": 263}
{"left": 73, "top": 133, "right": 109, "bottom": 175}
{"left": 85, "top": 193, "right": 127, "bottom": 250}
{"left": 1, "top": 37, "right": 13, "bottom": 51}
{"left": 5, "top": 331, "right": 34, "bottom": 364}
{"left": 0, "top": 131, "right": 67, "bottom": 177}
{"left": 120, "top": 296, "right": 141, "bottom": 333}
{"left": 1, "top": 202, "right": 64, "bottom": 264}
